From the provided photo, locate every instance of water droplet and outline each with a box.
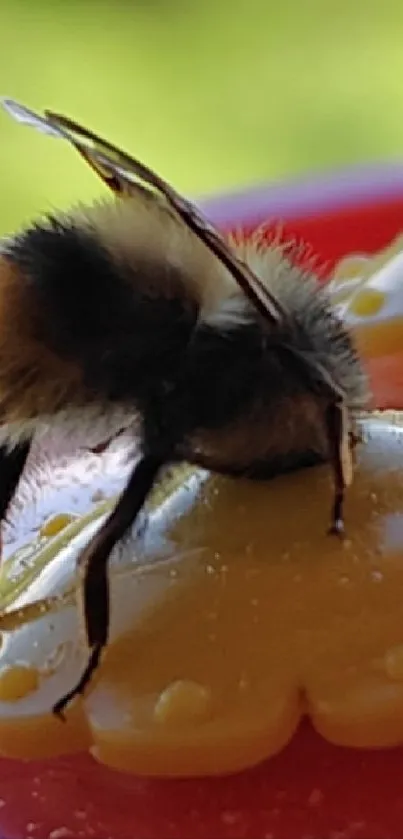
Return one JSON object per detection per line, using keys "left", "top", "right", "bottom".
{"left": 49, "top": 829, "right": 75, "bottom": 839}
{"left": 371, "top": 569, "right": 383, "bottom": 583}
{"left": 349, "top": 288, "right": 385, "bottom": 318}
{"left": 206, "top": 564, "right": 215, "bottom": 575}
{"left": 338, "top": 575, "right": 350, "bottom": 586}
{"left": 0, "top": 663, "right": 39, "bottom": 701}
{"left": 154, "top": 679, "right": 212, "bottom": 725}
{"left": 39, "top": 513, "right": 76, "bottom": 540}
{"left": 169, "top": 568, "right": 178, "bottom": 579}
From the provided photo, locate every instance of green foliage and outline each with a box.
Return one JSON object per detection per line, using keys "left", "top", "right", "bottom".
{"left": 0, "top": 0, "right": 402, "bottom": 231}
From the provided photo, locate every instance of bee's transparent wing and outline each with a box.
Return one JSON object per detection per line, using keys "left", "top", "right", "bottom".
{"left": 2, "top": 98, "right": 66, "bottom": 139}
{"left": 47, "top": 109, "right": 286, "bottom": 324}
{"left": 2, "top": 97, "right": 284, "bottom": 323}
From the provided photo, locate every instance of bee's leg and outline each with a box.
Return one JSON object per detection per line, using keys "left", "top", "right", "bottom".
{"left": 0, "top": 440, "right": 32, "bottom": 534}
{"left": 52, "top": 452, "right": 165, "bottom": 719}
{"left": 326, "top": 401, "right": 352, "bottom": 536}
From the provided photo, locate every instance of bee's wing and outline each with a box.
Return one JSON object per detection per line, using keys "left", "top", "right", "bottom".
{"left": 2, "top": 98, "right": 67, "bottom": 139}
{"left": 47, "top": 110, "right": 287, "bottom": 324}
{"left": 2, "top": 97, "right": 284, "bottom": 323}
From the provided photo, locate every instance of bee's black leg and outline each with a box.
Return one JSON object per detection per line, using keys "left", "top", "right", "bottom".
{"left": 52, "top": 452, "right": 165, "bottom": 719}
{"left": 326, "top": 401, "right": 350, "bottom": 537}
{"left": 0, "top": 440, "right": 32, "bottom": 524}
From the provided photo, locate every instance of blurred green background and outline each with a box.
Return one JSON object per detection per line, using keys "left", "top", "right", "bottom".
{"left": 0, "top": 0, "right": 402, "bottom": 233}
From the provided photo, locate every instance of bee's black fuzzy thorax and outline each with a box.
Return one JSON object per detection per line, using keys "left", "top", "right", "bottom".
{"left": 7, "top": 214, "right": 198, "bottom": 407}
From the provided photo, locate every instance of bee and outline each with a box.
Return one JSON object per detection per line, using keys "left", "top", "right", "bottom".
{"left": 0, "top": 98, "right": 368, "bottom": 719}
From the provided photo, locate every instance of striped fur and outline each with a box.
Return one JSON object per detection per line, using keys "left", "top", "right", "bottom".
{"left": 0, "top": 195, "right": 368, "bottom": 466}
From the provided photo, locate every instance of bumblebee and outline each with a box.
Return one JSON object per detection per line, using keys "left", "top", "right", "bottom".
{"left": 0, "top": 99, "right": 368, "bottom": 717}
